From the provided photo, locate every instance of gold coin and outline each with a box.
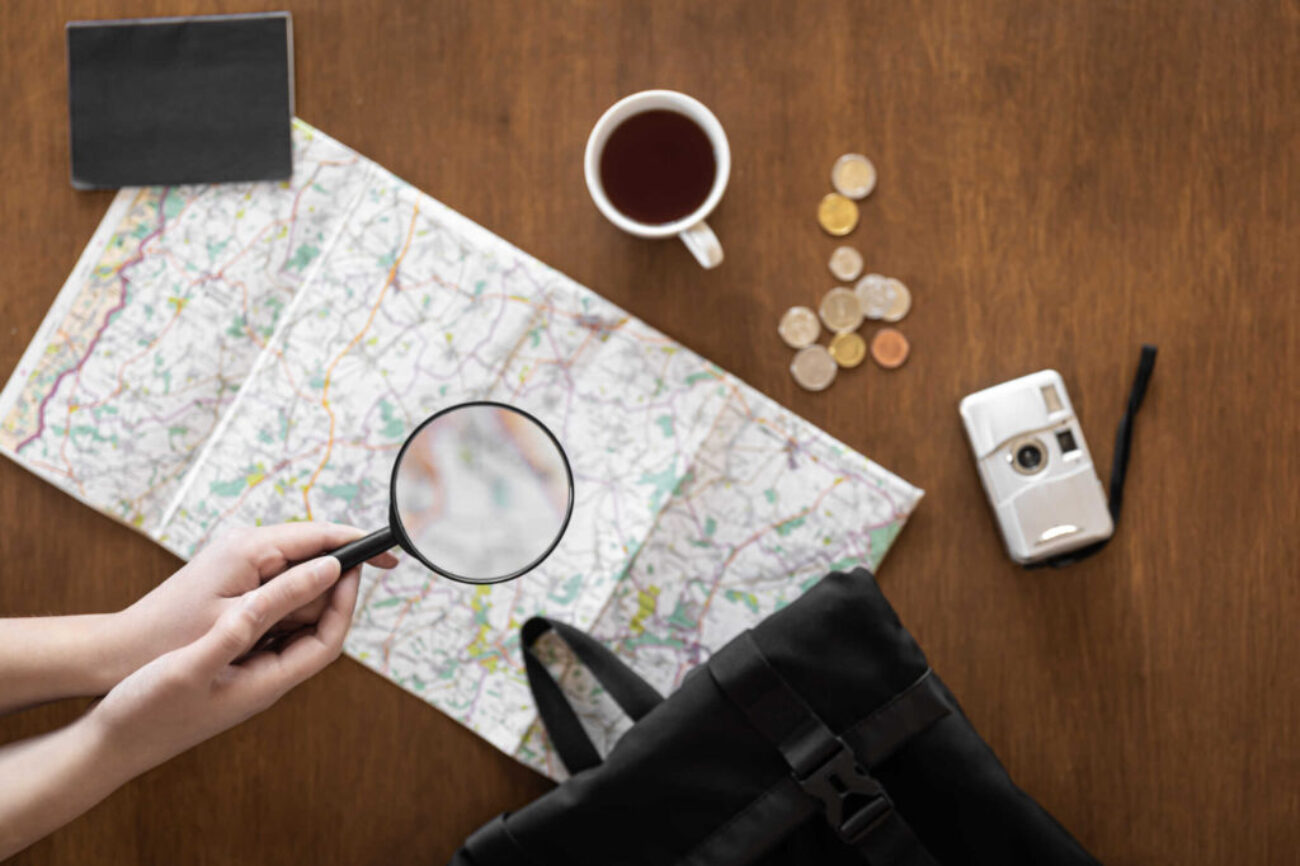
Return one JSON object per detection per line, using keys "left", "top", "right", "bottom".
{"left": 790, "top": 345, "right": 838, "bottom": 391}
{"left": 881, "top": 279, "right": 911, "bottom": 323}
{"left": 828, "top": 245, "right": 864, "bottom": 282}
{"left": 818, "top": 287, "right": 863, "bottom": 333}
{"left": 831, "top": 153, "right": 877, "bottom": 200}
{"left": 870, "top": 327, "right": 910, "bottom": 369}
{"left": 854, "top": 273, "right": 896, "bottom": 320}
{"left": 817, "top": 193, "right": 859, "bottom": 236}
{"left": 777, "top": 306, "right": 821, "bottom": 349}
{"left": 828, "top": 331, "right": 867, "bottom": 368}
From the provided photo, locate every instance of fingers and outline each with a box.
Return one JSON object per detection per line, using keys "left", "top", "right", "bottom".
{"left": 280, "top": 550, "right": 391, "bottom": 624}
{"left": 365, "top": 551, "right": 400, "bottom": 569}
{"left": 312, "top": 566, "right": 362, "bottom": 654}
{"left": 224, "top": 522, "right": 380, "bottom": 579}
{"left": 193, "top": 557, "right": 343, "bottom": 670}
{"left": 282, "top": 594, "right": 332, "bottom": 626}
{"left": 241, "top": 567, "right": 362, "bottom": 696}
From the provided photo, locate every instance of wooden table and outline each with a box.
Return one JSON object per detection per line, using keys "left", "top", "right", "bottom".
{"left": 1, "top": 1, "right": 1296, "bottom": 863}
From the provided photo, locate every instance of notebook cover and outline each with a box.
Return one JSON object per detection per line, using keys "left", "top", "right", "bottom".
{"left": 66, "top": 12, "right": 294, "bottom": 189}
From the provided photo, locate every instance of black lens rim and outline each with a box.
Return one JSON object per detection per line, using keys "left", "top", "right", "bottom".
{"left": 386, "top": 400, "right": 576, "bottom": 585}
{"left": 1016, "top": 443, "right": 1043, "bottom": 470}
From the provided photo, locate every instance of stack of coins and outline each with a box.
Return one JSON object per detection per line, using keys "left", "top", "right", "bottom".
{"left": 782, "top": 152, "right": 915, "bottom": 391}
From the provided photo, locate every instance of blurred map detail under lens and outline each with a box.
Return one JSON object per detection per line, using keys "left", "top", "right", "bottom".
{"left": 395, "top": 406, "right": 569, "bottom": 581}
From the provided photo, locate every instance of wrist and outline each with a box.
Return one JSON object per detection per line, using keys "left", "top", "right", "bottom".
{"left": 81, "top": 696, "right": 160, "bottom": 783}
{"left": 71, "top": 709, "right": 145, "bottom": 788}
{"left": 0, "top": 712, "right": 141, "bottom": 860}
{"left": 86, "top": 611, "right": 146, "bottom": 694}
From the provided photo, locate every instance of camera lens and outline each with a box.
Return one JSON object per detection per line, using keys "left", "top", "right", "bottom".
{"left": 1008, "top": 437, "right": 1048, "bottom": 475}
{"left": 1014, "top": 443, "right": 1044, "bottom": 472}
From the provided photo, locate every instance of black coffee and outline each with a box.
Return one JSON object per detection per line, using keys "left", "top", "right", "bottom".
{"left": 599, "top": 110, "right": 716, "bottom": 225}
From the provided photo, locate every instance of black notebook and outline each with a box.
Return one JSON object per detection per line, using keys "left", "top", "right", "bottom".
{"left": 67, "top": 12, "right": 294, "bottom": 189}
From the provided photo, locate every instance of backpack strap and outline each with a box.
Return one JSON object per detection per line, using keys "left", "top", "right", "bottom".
{"left": 707, "top": 631, "right": 947, "bottom": 866}
{"left": 521, "top": 616, "right": 663, "bottom": 774}
{"left": 462, "top": 813, "right": 535, "bottom": 865}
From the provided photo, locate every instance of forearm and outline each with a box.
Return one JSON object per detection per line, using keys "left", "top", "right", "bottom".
{"left": 0, "top": 615, "right": 134, "bottom": 714}
{"left": 0, "top": 713, "right": 138, "bottom": 860}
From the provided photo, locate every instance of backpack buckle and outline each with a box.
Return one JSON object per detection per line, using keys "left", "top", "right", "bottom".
{"left": 796, "top": 739, "right": 894, "bottom": 845}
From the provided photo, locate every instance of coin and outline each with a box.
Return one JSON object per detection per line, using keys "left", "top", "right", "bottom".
{"left": 854, "top": 273, "right": 896, "bottom": 320}
{"left": 791, "top": 345, "right": 838, "bottom": 391}
{"left": 777, "top": 306, "right": 821, "bottom": 349}
{"left": 881, "top": 279, "right": 912, "bottom": 323}
{"left": 817, "top": 193, "right": 859, "bottom": 236}
{"left": 831, "top": 154, "right": 877, "bottom": 200}
{"left": 870, "top": 327, "right": 910, "bottom": 369}
{"left": 828, "top": 331, "right": 867, "bottom": 368}
{"left": 819, "top": 287, "right": 864, "bottom": 333}
{"left": 828, "top": 245, "right": 864, "bottom": 282}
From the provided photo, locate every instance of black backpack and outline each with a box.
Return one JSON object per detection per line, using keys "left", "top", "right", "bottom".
{"left": 453, "top": 568, "right": 1100, "bottom": 865}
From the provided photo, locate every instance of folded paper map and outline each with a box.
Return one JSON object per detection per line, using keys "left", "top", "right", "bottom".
{"left": 0, "top": 120, "right": 922, "bottom": 777}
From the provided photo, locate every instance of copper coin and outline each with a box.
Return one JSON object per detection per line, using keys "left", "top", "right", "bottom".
{"left": 870, "top": 328, "right": 910, "bottom": 369}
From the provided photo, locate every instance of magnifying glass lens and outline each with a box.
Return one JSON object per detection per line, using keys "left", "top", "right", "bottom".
{"left": 393, "top": 404, "right": 571, "bottom": 582}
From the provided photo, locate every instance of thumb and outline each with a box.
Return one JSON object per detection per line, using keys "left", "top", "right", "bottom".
{"left": 192, "top": 556, "right": 343, "bottom": 670}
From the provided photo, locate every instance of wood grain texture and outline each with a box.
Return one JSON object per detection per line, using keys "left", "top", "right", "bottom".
{"left": 1, "top": 1, "right": 1297, "bottom": 863}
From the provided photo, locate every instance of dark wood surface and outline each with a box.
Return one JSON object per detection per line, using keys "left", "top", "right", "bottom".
{"left": 2, "top": 1, "right": 1297, "bottom": 863}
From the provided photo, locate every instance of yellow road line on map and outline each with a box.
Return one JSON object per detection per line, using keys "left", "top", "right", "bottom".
{"left": 301, "top": 204, "right": 421, "bottom": 519}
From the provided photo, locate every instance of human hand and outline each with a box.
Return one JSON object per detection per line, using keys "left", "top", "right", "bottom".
{"left": 111, "top": 523, "right": 396, "bottom": 687}
{"left": 0, "top": 526, "right": 383, "bottom": 859}
{"left": 89, "top": 552, "right": 360, "bottom": 776}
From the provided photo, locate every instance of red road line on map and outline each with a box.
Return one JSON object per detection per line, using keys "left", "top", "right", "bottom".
{"left": 695, "top": 478, "right": 846, "bottom": 624}
{"left": 14, "top": 191, "right": 169, "bottom": 454}
{"left": 378, "top": 573, "right": 437, "bottom": 671}
{"left": 25, "top": 458, "right": 73, "bottom": 478}
{"left": 300, "top": 204, "right": 421, "bottom": 519}
{"left": 78, "top": 304, "right": 185, "bottom": 413}
{"left": 126, "top": 461, "right": 195, "bottom": 522}
{"left": 279, "top": 163, "right": 326, "bottom": 271}
{"left": 191, "top": 441, "right": 329, "bottom": 549}
{"left": 234, "top": 280, "right": 268, "bottom": 349}
{"left": 57, "top": 366, "right": 90, "bottom": 492}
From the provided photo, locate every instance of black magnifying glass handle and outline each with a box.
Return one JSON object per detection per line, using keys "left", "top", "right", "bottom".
{"left": 330, "top": 525, "right": 396, "bottom": 572}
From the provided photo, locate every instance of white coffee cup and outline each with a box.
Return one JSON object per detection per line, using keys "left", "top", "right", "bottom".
{"left": 584, "top": 90, "right": 730, "bottom": 269}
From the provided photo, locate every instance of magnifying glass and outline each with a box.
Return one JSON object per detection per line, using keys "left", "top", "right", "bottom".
{"left": 328, "top": 401, "right": 575, "bottom": 584}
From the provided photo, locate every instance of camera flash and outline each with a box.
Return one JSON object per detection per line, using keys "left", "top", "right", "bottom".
{"left": 1040, "top": 384, "right": 1063, "bottom": 414}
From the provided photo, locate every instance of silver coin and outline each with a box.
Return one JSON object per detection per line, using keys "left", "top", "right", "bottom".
{"left": 881, "top": 279, "right": 911, "bottom": 323}
{"left": 778, "top": 306, "right": 821, "bottom": 349}
{"left": 790, "top": 345, "right": 838, "bottom": 392}
{"left": 831, "top": 153, "right": 877, "bottom": 200}
{"left": 854, "top": 273, "right": 896, "bottom": 320}
{"left": 819, "top": 287, "right": 864, "bottom": 333}
{"left": 828, "top": 246, "right": 864, "bottom": 282}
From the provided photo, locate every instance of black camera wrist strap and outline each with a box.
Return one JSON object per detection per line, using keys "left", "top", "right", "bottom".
{"left": 1030, "top": 344, "right": 1158, "bottom": 570}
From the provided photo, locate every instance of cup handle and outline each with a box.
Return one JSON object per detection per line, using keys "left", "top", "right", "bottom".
{"left": 679, "top": 220, "right": 724, "bottom": 269}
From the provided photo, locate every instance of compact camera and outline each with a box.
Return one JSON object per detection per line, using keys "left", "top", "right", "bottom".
{"left": 959, "top": 370, "right": 1113, "bottom": 564}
